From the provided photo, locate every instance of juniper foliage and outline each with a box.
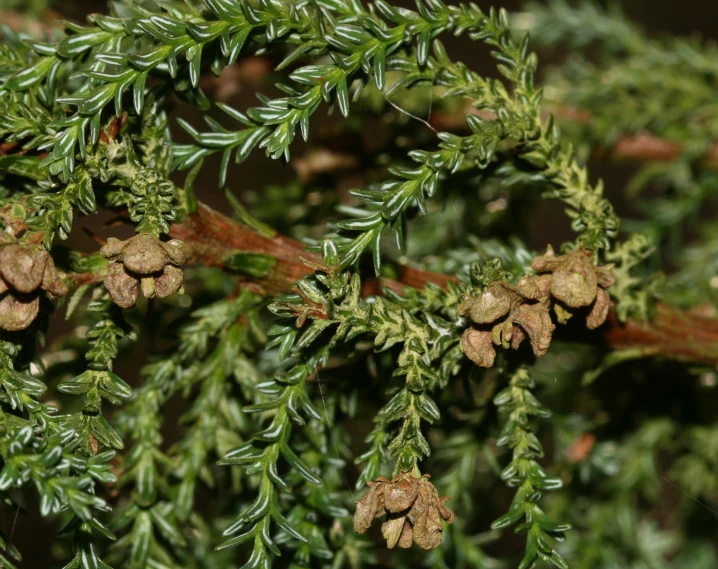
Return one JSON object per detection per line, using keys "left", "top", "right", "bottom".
{"left": 0, "top": 0, "right": 717, "bottom": 568}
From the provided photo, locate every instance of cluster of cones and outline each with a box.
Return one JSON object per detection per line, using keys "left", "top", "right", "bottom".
{"left": 353, "top": 471, "right": 454, "bottom": 550}
{"left": 460, "top": 247, "right": 615, "bottom": 367}
{"left": 101, "top": 233, "right": 185, "bottom": 308}
{"left": 0, "top": 235, "right": 67, "bottom": 331}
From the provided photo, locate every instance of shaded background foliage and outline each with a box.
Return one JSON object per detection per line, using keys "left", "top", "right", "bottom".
{"left": 1, "top": 0, "right": 718, "bottom": 568}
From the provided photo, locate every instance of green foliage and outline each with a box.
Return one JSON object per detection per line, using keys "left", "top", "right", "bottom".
{"left": 0, "top": 0, "right": 717, "bottom": 567}
{"left": 491, "top": 365, "right": 569, "bottom": 569}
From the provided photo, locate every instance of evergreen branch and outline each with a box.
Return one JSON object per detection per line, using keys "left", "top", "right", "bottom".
{"left": 328, "top": 8, "right": 617, "bottom": 270}
{"left": 172, "top": 0, "right": 490, "bottom": 174}
{"left": 0, "top": 335, "right": 118, "bottom": 569}
{"left": 3, "top": 0, "right": 318, "bottom": 176}
{"left": 217, "top": 347, "right": 326, "bottom": 568}
{"left": 168, "top": 292, "right": 264, "bottom": 523}
{"left": 109, "top": 291, "right": 261, "bottom": 567}
{"left": 517, "top": 0, "right": 643, "bottom": 55}
{"left": 57, "top": 296, "right": 134, "bottom": 456}
{"left": 520, "top": 1, "right": 718, "bottom": 172}
{"left": 491, "top": 365, "right": 570, "bottom": 569}
{"left": 269, "top": 240, "right": 456, "bottom": 473}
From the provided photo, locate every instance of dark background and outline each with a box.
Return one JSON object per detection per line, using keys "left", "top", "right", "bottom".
{"left": 3, "top": 0, "right": 718, "bottom": 566}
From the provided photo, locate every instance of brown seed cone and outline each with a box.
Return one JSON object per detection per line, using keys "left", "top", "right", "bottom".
{"left": 354, "top": 473, "right": 453, "bottom": 550}
{"left": 0, "top": 293, "right": 39, "bottom": 331}
{"left": 42, "top": 257, "right": 68, "bottom": 297}
{"left": 104, "top": 262, "right": 139, "bottom": 309}
{"left": 154, "top": 265, "right": 184, "bottom": 298}
{"left": 461, "top": 328, "right": 496, "bottom": 367}
{"left": 459, "top": 284, "right": 512, "bottom": 324}
{"left": 0, "top": 244, "right": 48, "bottom": 294}
{"left": 511, "top": 302, "right": 555, "bottom": 357}
{"left": 100, "top": 234, "right": 186, "bottom": 276}
{"left": 587, "top": 287, "right": 611, "bottom": 329}
{"left": 101, "top": 234, "right": 185, "bottom": 307}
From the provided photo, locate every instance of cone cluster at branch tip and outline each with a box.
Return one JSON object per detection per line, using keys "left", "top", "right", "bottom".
{"left": 101, "top": 233, "right": 185, "bottom": 308}
{"left": 531, "top": 246, "right": 615, "bottom": 328}
{"left": 0, "top": 234, "right": 67, "bottom": 331}
{"left": 353, "top": 471, "right": 454, "bottom": 550}
{"left": 460, "top": 247, "right": 615, "bottom": 367}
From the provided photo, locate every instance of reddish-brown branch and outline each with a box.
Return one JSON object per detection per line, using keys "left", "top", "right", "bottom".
{"left": 603, "top": 304, "right": 718, "bottom": 364}
{"left": 170, "top": 203, "right": 718, "bottom": 366}
{"left": 170, "top": 203, "right": 319, "bottom": 295}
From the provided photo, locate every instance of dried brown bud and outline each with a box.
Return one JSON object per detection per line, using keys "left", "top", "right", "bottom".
{"left": 353, "top": 472, "right": 453, "bottom": 550}
{"left": 101, "top": 234, "right": 185, "bottom": 308}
